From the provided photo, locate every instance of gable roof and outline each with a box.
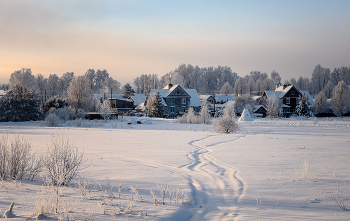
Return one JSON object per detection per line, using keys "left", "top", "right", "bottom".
{"left": 264, "top": 85, "right": 299, "bottom": 99}
{"left": 185, "top": 89, "right": 201, "bottom": 107}
{"left": 129, "top": 94, "right": 146, "bottom": 106}
{"left": 93, "top": 94, "right": 133, "bottom": 103}
{"left": 149, "top": 85, "right": 201, "bottom": 107}
{"left": 215, "top": 94, "right": 236, "bottom": 103}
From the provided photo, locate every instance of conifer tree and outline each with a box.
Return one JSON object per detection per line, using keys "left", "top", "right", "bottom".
{"left": 296, "top": 94, "right": 312, "bottom": 117}
{"left": 0, "top": 85, "right": 42, "bottom": 122}
{"left": 151, "top": 90, "right": 164, "bottom": 118}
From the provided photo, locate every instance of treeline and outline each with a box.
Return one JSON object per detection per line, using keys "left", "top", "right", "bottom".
{"left": 2, "top": 68, "right": 121, "bottom": 102}
{"left": 134, "top": 64, "right": 350, "bottom": 97}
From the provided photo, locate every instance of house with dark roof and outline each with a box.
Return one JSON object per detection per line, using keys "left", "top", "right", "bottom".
{"left": 146, "top": 84, "right": 201, "bottom": 117}
{"left": 262, "top": 84, "right": 313, "bottom": 116}
{"left": 93, "top": 93, "right": 134, "bottom": 112}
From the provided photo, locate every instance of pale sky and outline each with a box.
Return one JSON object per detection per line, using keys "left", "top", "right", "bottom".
{"left": 1, "top": 0, "right": 350, "bottom": 85}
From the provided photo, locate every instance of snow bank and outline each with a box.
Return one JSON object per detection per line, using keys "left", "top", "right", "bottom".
{"left": 238, "top": 108, "right": 254, "bottom": 122}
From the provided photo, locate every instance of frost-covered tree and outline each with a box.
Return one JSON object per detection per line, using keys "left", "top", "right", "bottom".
{"left": 233, "top": 94, "right": 255, "bottom": 115}
{"left": 144, "top": 94, "right": 153, "bottom": 117}
{"left": 36, "top": 73, "right": 47, "bottom": 102}
{"left": 323, "top": 81, "right": 334, "bottom": 99}
{"left": 47, "top": 74, "right": 59, "bottom": 97}
{"left": 99, "top": 100, "right": 114, "bottom": 121}
{"left": 151, "top": 90, "right": 164, "bottom": 118}
{"left": 0, "top": 85, "right": 42, "bottom": 122}
{"left": 67, "top": 76, "right": 91, "bottom": 110}
{"left": 223, "top": 101, "right": 236, "bottom": 120}
{"left": 270, "top": 70, "right": 281, "bottom": 86}
{"left": 9, "top": 68, "right": 38, "bottom": 93}
{"left": 330, "top": 81, "right": 350, "bottom": 117}
{"left": 311, "top": 64, "right": 330, "bottom": 95}
{"left": 234, "top": 77, "right": 246, "bottom": 96}
{"left": 199, "top": 102, "right": 210, "bottom": 124}
{"left": 246, "top": 76, "right": 256, "bottom": 95}
{"left": 313, "top": 91, "right": 329, "bottom": 114}
{"left": 122, "top": 83, "right": 135, "bottom": 98}
{"left": 265, "top": 95, "right": 282, "bottom": 117}
{"left": 60, "top": 72, "right": 74, "bottom": 95}
{"left": 220, "top": 81, "right": 233, "bottom": 95}
{"left": 296, "top": 94, "right": 312, "bottom": 117}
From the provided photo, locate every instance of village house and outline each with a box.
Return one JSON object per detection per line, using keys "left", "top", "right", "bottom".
{"left": 146, "top": 84, "right": 201, "bottom": 117}
{"left": 93, "top": 93, "right": 134, "bottom": 112}
{"left": 262, "top": 84, "right": 313, "bottom": 117}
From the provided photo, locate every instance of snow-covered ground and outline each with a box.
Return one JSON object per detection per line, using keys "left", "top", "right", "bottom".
{"left": 0, "top": 117, "right": 349, "bottom": 220}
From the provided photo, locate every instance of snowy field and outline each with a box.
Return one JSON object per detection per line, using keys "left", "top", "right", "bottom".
{"left": 0, "top": 117, "right": 350, "bottom": 220}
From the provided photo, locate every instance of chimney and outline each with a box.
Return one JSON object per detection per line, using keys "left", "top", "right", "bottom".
{"left": 282, "top": 84, "right": 287, "bottom": 90}
{"left": 167, "top": 84, "right": 173, "bottom": 89}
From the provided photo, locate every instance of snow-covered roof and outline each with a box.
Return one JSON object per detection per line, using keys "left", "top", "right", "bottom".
{"left": 264, "top": 91, "right": 286, "bottom": 99}
{"left": 215, "top": 94, "right": 236, "bottom": 103}
{"left": 199, "top": 95, "right": 213, "bottom": 101}
{"left": 0, "top": 90, "right": 6, "bottom": 96}
{"left": 130, "top": 94, "right": 146, "bottom": 106}
{"left": 252, "top": 105, "right": 267, "bottom": 112}
{"left": 93, "top": 94, "right": 133, "bottom": 103}
{"left": 149, "top": 85, "right": 201, "bottom": 107}
{"left": 252, "top": 96, "right": 262, "bottom": 101}
{"left": 185, "top": 89, "right": 201, "bottom": 107}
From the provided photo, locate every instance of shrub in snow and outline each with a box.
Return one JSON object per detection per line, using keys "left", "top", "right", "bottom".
{"left": 214, "top": 115, "right": 239, "bottom": 134}
{"left": 41, "top": 97, "right": 68, "bottom": 115}
{"left": 0, "top": 134, "right": 42, "bottom": 181}
{"left": 43, "top": 134, "right": 84, "bottom": 186}
{"left": 44, "top": 113, "right": 62, "bottom": 127}
{"left": 73, "top": 118, "right": 83, "bottom": 127}
{"left": 177, "top": 108, "right": 203, "bottom": 124}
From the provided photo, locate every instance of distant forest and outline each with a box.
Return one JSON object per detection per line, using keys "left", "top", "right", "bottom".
{"left": 1, "top": 64, "right": 350, "bottom": 101}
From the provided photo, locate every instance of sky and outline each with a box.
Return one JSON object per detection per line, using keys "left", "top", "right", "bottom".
{"left": 1, "top": 0, "right": 350, "bottom": 85}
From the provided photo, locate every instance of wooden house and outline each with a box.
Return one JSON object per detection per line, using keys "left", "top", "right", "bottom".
{"left": 262, "top": 84, "right": 313, "bottom": 117}
{"left": 146, "top": 84, "right": 201, "bottom": 117}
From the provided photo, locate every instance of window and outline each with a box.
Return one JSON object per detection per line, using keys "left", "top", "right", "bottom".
{"left": 171, "top": 98, "right": 175, "bottom": 104}
{"left": 170, "top": 107, "right": 175, "bottom": 113}
{"left": 291, "top": 91, "right": 295, "bottom": 95}
{"left": 177, "top": 91, "right": 179, "bottom": 94}
{"left": 296, "top": 98, "right": 299, "bottom": 105}
{"left": 181, "top": 98, "right": 186, "bottom": 104}
{"left": 286, "top": 98, "right": 290, "bottom": 104}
